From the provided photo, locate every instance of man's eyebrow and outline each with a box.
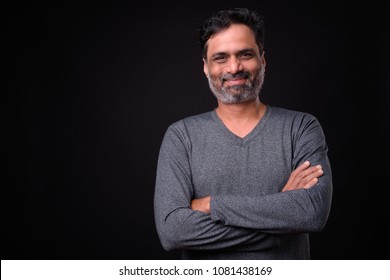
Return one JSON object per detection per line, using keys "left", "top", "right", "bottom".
{"left": 210, "top": 52, "right": 228, "bottom": 58}
{"left": 237, "top": 48, "right": 256, "bottom": 54}
{"left": 211, "top": 48, "right": 256, "bottom": 58}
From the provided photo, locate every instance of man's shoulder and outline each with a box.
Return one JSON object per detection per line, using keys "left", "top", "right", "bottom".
{"left": 163, "top": 111, "right": 215, "bottom": 143}
{"left": 267, "top": 106, "right": 323, "bottom": 137}
{"left": 268, "top": 105, "right": 317, "bottom": 122}
{"left": 169, "top": 111, "right": 214, "bottom": 130}
{"left": 182, "top": 110, "right": 214, "bottom": 123}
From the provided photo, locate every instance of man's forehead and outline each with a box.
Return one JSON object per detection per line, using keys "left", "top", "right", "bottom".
{"left": 206, "top": 24, "right": 257, "bottom": 53}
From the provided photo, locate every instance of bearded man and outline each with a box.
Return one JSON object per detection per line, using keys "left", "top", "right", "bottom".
{"left": 154, "top": 7, "right": 333, "bottom": 260}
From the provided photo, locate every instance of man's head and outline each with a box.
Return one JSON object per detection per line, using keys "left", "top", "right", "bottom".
{"left": 199, "top": 8, "right": 265, "bottom": 59}
{"left": 199, "top": 8, "right": 266, "bottom": 104}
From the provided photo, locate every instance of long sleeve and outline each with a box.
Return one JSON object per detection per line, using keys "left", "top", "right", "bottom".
{"left": 154, "top": 123, "right": 276, "bottom": 251}
{"left": 210, "top": 114, "right": 333, "bottom": 234}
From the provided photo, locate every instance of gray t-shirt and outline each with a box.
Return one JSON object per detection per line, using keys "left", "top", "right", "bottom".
{"left": 154, "top": 105, "right": 332, "bottom": 259}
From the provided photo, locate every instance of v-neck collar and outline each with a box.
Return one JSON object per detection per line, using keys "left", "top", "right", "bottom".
{"left": 211, "top": 105, "right": 271, "bottom": 146}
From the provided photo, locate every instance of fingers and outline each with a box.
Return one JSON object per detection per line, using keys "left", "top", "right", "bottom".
{"left": 289, "top": 160, "right": 310, "bottom": 179}
{"left": 284, "top": 161, "right": 312, "bottom": 191}
{"left": 283, "top": 161, "right": 309, "bottom": 190}
{"left": 191, "top": 196, "right": 211, "bottom": 213}
{"left": 302, "top": 167, "right": 323, "bottom": 189}
{"left": 303, "top": 177, "right": 318, "bottom": 189}
{"left": 282, "top": 161, "right": 323, "bottom": 192}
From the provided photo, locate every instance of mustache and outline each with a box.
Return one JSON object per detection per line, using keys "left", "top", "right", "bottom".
{"left": 221, "top": 71, "right": 250, "bottom": 82}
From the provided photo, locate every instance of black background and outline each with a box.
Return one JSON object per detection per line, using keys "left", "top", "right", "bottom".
{"left": 4, "top": 0, "right": 389, "bottom": 260}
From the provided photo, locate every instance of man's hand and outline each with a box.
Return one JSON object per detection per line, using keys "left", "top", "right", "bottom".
{"left": 282, "top": 161, "right": 323, "bottom": 192}
{"left": 191, "top": 196, "right": 211, "bottom": 213}
{"left": 191, "top": 161, "right": 322, "bottom": 211}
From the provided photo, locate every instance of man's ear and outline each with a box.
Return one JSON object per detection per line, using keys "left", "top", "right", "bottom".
{"left": 203, "top": 58, "right": 209, "bottom": 78}
{"left": 261, "top": 51, "right": 266, "bottom": 67}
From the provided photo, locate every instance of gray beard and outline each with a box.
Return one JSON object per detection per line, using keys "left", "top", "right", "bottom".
{"left": 208, "top": 66, "right": 265, "bottom": 104}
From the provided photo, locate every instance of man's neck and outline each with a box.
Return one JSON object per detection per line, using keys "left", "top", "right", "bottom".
{"left": 215, "top": 98, "right": 266, "bottom": 123}
{"left": 215, "top": 98, "right": 267, "bottom": 138}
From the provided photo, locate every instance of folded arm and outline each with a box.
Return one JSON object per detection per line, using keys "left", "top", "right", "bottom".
{"left": 207, "top": 117, "right": 333, "bottom": 233}
{"left": 191, "top": 160, "right": 324, "bottom": 212}
{"left": 154, "top": 124, "right": 276, "bottom": 251}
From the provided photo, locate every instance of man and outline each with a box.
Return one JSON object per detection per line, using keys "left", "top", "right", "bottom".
{"left": 154, "top": 7, "right": 332, "bottom": 259}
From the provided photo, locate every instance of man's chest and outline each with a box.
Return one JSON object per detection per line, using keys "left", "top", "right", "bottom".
{"left": 189, "top": 140, "right": 291, "bottom": 198}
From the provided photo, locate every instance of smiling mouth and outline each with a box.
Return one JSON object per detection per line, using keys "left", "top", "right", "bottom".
{"left": 224, "top": 78, "right": 247, "bottom": 86}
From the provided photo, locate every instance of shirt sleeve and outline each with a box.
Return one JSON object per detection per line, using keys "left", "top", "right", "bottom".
{"left": 210, "top": 115, "right": 333, "bottom": 234}
{"left": 154, "top": 123, "right": 278, "bottom": 251}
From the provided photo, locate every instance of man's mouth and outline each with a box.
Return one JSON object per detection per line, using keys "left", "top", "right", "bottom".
{"left": 221, "top": 72, "right": 249, "bottom": 86}
{"left": 224, "top": 77, "right": 247, "bottom": 86}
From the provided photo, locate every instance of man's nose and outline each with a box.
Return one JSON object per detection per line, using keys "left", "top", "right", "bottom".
{"left": 226, "top": 57, "right": 243, "bottom": 74}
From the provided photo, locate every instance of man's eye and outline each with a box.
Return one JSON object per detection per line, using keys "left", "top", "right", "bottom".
{"left": 213, "top": 56, "right": 227, "bottom": 63}
{"left": 240, "top": 52, "right": 254, "bottom": 59}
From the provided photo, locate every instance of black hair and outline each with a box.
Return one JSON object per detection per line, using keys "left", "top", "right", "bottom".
{"left": 198, "top": 7, "right": 265, "bottom": 59}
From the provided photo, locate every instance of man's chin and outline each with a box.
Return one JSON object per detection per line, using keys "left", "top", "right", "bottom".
{"left": 223, "top": 84, "right": 248, "bottom": 92}
{"left": 219, "top": 93, "right": 257, "bottom": 104}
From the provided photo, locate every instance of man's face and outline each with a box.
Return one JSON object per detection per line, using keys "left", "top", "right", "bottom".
{"left": 203, "top": 24, "right": 266, "bottom": 104}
